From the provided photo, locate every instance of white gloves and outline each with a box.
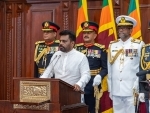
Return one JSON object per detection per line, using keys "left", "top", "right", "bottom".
{"left": 93, "top": 74, "right": 101, "bottom": 86}
{"left": 139, "top": 93, "right": 145, "bottom": 102}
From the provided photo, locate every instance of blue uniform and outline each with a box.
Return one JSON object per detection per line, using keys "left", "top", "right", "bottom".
{"left": 76, "top": 43, "right": 108, "bottom": 113}
{"left": 34, "top": 40, "right": 59, "bottom": 77}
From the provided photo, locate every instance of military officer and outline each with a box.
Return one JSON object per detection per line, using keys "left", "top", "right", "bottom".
{"left": 76, "top": 21, "right": 108, "bottom": 113}
{"left": 34, "top": 21, "right": 60, "bottom": 78}
{"left": 137, "top": 44, "right": 150, "bottom": 113}
{"left": 107, "top": 15, "right": 145, "bottom": 113}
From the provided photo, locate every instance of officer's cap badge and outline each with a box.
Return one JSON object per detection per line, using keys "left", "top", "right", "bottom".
{"left": 44, "top": 22, "right": 49, "bottom": 28}
{"left": 120, "top": 17, "right": 126, "bottom": 23}
{"left": 84, "top": 22, "right": 89, "bottom": 28}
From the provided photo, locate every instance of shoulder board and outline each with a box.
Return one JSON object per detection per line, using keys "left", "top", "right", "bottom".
{"left": 143, "top": 44, "right": 150, "bottom": 48}
{"left": 131, "top": 39, "right": 141, "bottom": 44}
{"left": 94, "top": 43, "right": 105, "bottom": 49}
{"left": 110, "top": 40, "right": 119, "bottom": 44}
{"left": 35, "top": 41, "right": 45, "bottom": 45}
{"left": 55, "top": 40, "right": 60, "bottom": 43}
{"left": 75, "top": 43, "right": 84, "bottom": 47}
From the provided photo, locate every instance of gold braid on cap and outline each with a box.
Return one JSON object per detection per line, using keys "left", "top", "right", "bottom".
{"left": 108, "top": 44, "right": 124, "bottom": 65}
{"left": 140, "top": 47, "right": 150, "bottom": 70}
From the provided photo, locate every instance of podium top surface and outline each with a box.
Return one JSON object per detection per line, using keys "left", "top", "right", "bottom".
{"left": 13, "top": 77, "right": 84, "bottom": 93}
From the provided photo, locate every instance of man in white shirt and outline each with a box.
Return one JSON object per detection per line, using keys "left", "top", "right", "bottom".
{"left": 107, "top": 15, "right": 145, "bottom": 113}
{"left": 40, "top": 30, "right": 91, "bottom": 92}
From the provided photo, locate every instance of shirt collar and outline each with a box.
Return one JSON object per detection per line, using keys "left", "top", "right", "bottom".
{"left": 61, "top": 48, "right": 75, "bottom": 56}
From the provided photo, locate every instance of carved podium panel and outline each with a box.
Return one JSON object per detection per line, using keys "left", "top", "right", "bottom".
{"left": 0, "top": 78, "right": 88, "bottom": 113}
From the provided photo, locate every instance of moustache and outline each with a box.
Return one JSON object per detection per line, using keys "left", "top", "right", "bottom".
{"left": 84, "top": 36, "right": 89, "bottom": 38}
{"left": 59, "top": 45, "right": 64, "bottom": 48}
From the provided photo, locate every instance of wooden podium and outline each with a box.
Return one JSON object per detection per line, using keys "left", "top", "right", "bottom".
{"left": 0, "top": 78, "right": 88, "bottom": 113}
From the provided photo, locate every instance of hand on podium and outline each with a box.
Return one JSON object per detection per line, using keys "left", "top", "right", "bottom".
{"left": 73, "top": 84, "right": 81, "bottom": 91}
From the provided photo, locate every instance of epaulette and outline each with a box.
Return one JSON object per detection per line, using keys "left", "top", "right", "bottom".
{"left": 94, "top": 43, "right": 105, "bottom": 49}
{"left": 75, "top": 43, "right": 84, "bottom": 47}
{"left": 35, "top": 41, "right": 45, "bottom": 45}
{"left": 143, "top": 44, "right": 150, "bottom": 48}
{"left": 55, "top": 40, "right": 60, "bottom": 43}
{"left": 131, "top": 39, "right": 141, "bottom": 44}
{"left": 110, "top": 40, "right": 119, "bottom": 44}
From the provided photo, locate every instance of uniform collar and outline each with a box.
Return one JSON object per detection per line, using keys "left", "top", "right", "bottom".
{"left": 120, "top": 37, "right": 131, "bottom": 44}
{"left": 45, "top": 41, "right": 54, "bottom": 46}
{"left": 84, "top": 43, "right": 94, "bottom": 48}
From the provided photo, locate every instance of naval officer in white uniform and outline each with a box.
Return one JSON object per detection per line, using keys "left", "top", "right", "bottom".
{"left": 107, "top": 15, "right": 145, "bottom": 113}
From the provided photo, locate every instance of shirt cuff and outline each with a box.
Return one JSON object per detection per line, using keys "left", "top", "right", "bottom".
{"left": 76, "top": 81, "right": 83, "bottom": 89}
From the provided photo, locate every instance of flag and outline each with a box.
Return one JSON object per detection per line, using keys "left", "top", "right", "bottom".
{"left": 97, "top": 0, "right": 117, "bottom": 49}
{"left": 138, "top": 102, "right": 147, "bottom": 113}
{"left": 76, "top": 0, "right": 88, "bottom": 43}
{"left": 100, "top": 76, "right": 113, "bottom": 113}
{"left": 128, "top": 1, "right": 145, "bottom": 112}
{"left": 128, "top": 0, "right": 142, "bottom": 40}
{"left": 97, "top": 0, "right": 116, "bottom": 112}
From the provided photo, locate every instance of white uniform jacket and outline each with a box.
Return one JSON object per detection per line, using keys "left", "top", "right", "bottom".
{"left": 107, "top": 38, "right": 145, "bottom": 96}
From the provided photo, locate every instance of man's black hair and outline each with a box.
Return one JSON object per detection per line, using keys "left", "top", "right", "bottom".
{"left": 59, "top": 30, "right": 76, "bottom": 42}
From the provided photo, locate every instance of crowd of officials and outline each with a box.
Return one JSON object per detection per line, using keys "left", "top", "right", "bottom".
{"left": 34, "top": 15, "right": 150, "bottom": 113}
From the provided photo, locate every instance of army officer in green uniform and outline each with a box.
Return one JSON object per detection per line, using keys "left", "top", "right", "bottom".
{"left": 34, "top": 21, "right": 60, "bottom": 77}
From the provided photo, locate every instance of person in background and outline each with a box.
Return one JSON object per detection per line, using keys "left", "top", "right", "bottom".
{"left": 107, "top": 15, "right": 145, "bottom": 113}
{"left": 34, "top": 21, "right": 60, "bottom": 78}
{"left": 76, "top": 21, "right": 108, "bottom": 113}
{"left": 40, "top": 30, "right": 91, "bottom": 93}
{"left": 137, "top": 44, "right": 150, "bottom": 113}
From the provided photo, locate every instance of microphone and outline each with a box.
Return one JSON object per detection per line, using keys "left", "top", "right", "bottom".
{"left": 136, "top": 70, "right": 150, "bottom": 76}
{"left": 52, "top": 55, "right": 61, "bottom": 68}
{"left": 48, "top": 55, "right": 58, "bottom": 65}
{"left": 51, "top": 55, "right": 61, "bottom": 78}
{"left": 40, "top": 55, "right": 60, "bottom": 78}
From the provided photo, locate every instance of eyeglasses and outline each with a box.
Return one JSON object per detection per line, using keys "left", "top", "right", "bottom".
{"left": 117, "top": 26, "right": 132, "bottom": 30}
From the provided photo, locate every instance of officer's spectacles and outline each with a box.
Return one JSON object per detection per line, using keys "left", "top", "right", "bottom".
{"left": 117, "top": 26, "right": 132, "bottom": 30}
